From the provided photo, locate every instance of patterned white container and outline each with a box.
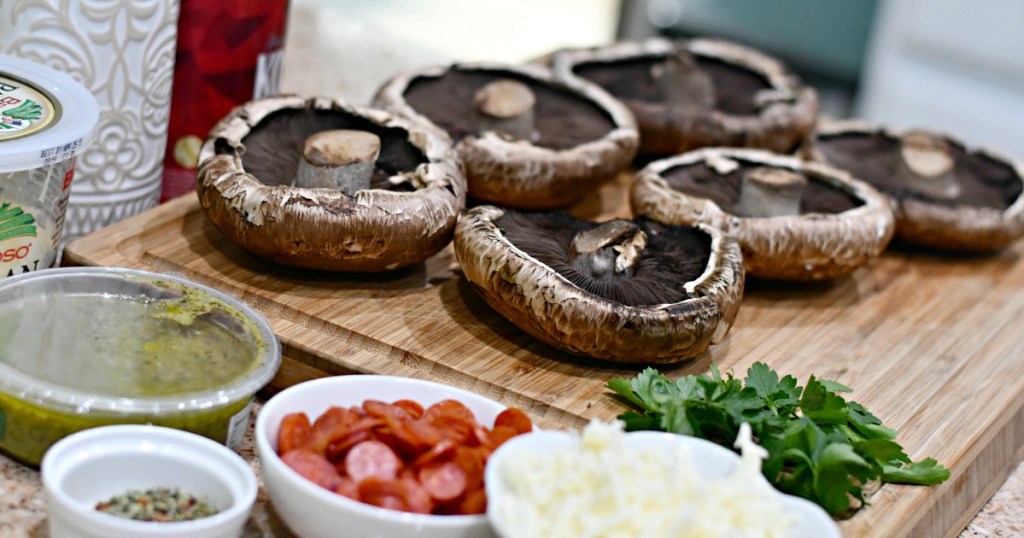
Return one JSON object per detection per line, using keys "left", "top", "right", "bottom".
{"left": 0, "top": 0, "right": 180, "bottom": 240}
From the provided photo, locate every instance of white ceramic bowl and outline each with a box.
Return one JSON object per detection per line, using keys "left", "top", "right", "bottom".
{"left": 41, "top": 425, "right": 257, "bottom": 538}
{"left": 485, "top": 429, "right": 841, "bottom": 538}
{"left": 256, "top": 375, "right": 508, "bottom": 538}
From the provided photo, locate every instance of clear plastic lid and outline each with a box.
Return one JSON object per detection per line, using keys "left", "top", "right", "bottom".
{"left": 0, "top": 267, "right": 282, "bottom": 415}
{"left": 0, "top": 54, "right": 99, "bottom": 173}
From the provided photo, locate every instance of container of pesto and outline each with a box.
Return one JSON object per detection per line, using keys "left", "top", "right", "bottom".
{"left": 0, "top": 267, "right": 282, "bottom": 465}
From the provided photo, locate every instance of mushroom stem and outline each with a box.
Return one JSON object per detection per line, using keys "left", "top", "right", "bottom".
{"left": 472, "top": 79, "right": 536, "bottom": 141}
{"left": 652, "top": 50, "right": 716, "bottom": 109}
{"left": 295, "top": 129, "right": 382, "bottom": 194}
{"left": 896, "top": 131, "right": 960, "bottom": 199}
{"left": 571, "top": 220, "right": 648, "bottom": 278}
{"left": 733, "top": 166, "right": 807, "bottom": 218}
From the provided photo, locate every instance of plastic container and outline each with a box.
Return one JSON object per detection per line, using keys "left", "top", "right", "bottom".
{"left": 0, "top": 54, "right": 99, "bottom": 278}
{"left": 42, "top": 425, "right": 258, "bottom": 538}
{"left": 0, "top": 267, "right": 281, "bottom": 465}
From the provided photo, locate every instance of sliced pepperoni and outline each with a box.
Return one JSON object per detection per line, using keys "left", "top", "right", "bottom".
{"left": 348, "top": 416, "right": 385, "bottom": 433}
{"left": 392, "top": 399, "right": 425, "bottom": 419}
{"left": 307, "top": 406, "right": 356, "bottom": 452}
{"left": 398, "top": 476, "right": 435, "bottom": 514}
{"left": 277, "top": 413, "right": 312, "bottom": 454}
{"left": 489, "top": 425, "right": 519, "bottom": 448}
{"left": 412, "top": 438, "right": 456, "bottom": 468}
{"left": 459, "top": 488, "right": 488, "bottom": 515}
{"left": 382, "top": 414, "right": 434, "bottom": 454}
{"left": 371, "top": 425, "right": 407, "bottom": 456}
{"left": 358, "top": 477, "right": 415, "bottom": 513}
{"left": 281, "top": 449, "right": 342, "bottom": 491}
{"left": 404, "top": 418, "right": 444, "bottom": 447}
{"left": 283, "top": 397, "right": 504, "bottom": 516}
{"left": 418, "top": 461, "right": 467, "bottom": 502}
{"left": 344, "top": 440, "right": 403, "bottom": 482}
{"left": 494, "top": 408, "right": 533, "bottom": 434}
{"left": 424, "top": 399, "right": 476, "bottom": 424}
{"left": 452, "top": 445, "right": 486, "bottom": 491}
{"left": 363, "top": 400, "right": 409, "bottom": 420}
{"left": 325, "top": 428, "right": 373, "bottom": 463}
{"left": 333, "top": 477, "right": 359, "bottom": 501}
{"left": 427, "top": 414, "right": 475, "bottom": 444}
{"left": 468, "top": 425, "right": 493, "bottom": 448}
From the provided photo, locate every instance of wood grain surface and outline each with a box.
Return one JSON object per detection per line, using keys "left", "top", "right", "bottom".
{"left": 63, "top": 175, "right": 1024, "bottom": 538}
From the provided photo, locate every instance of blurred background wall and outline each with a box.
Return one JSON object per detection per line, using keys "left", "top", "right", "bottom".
{"left": 291, "top": 0, "right": 1024, "bottom": 160}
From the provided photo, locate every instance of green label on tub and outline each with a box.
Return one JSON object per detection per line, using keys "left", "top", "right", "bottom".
{"left": 0, "top": 72, "right": 59, "bottom": 142}
{"left": 0, "top": 201, "right": 37, "bottom": 243}
{"left": 0, "top": 408, "right": 5, "bottom": 440}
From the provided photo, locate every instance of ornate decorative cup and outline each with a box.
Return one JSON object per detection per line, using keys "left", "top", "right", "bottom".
{"left": 0, "top": 0, "right": 180, "bottom": 240}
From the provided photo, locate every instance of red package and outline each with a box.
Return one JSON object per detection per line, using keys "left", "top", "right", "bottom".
{"left": 161, "top": 0, "right": 290, "bottom": 202}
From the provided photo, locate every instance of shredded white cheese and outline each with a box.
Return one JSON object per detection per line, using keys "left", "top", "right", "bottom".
{"left": 493, "top": 420, "right": 792, "bottom": 538}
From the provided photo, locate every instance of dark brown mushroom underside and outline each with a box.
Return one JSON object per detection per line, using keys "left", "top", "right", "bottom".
{"left": 494, "top": 211, "right": 711, "bottom": 307}
{"left": 662, "top": 162, "right": 862, "bottom": 215}
{"left": 402, "top": 69, "right": 615, "bottom": 150}
{"left": 816, "top": 134, "right": 1022, "bottom": 210}
{"left": 572, "top": 56, "right": 769, "bottom": 116}
{"left": 237, "top": 108, "right": 428, "bottom": 191}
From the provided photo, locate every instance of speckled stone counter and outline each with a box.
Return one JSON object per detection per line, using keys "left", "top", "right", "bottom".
{"left": 1, "top": 401, "right": 1021, "bottom": 537}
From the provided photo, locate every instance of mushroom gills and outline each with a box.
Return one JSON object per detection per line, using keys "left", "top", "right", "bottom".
{"left": 472, "top": 79, "right": 537, "bottom": 141}
{"left": 652, "top": 50, "right": 716, "bottom": 110}
{"left": 733, "top": 166, "right": 807, "bottom": 218}
{"left": 895, "top": 131, "right": 960, "bottom": 200}
{"left": 294, "top": 129, "right": 382, "bottom": 194}
{"left": 494, "top": 211, "right": 710, "bottom": 307}
{"left": 570, "top": 220, "right": 648, "bottom": 279}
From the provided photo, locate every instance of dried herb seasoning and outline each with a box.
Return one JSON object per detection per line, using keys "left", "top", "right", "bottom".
{"left": 95, "top": 487, "right": 220, "bottom": 522}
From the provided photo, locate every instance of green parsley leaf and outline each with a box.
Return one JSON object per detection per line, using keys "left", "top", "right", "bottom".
{"left": 606, "top": 376, "right": 645, "bottom": 409}
{"left": 853, "top": 439, "right": 911, "bottom": 465}
{"left": 883, "top": 458, "right": 951, "bottom": 485}
{"left": 800, "top": 376, "right": 850, "bottom": 424}
{"left": 607, "top": 363, "right": 950, "bottom": 516}
{"left": 818, "top": 379, "right": 854, "bottom": 393}
{"left": 745, "top": 362, "right": 779, "bottom": 399}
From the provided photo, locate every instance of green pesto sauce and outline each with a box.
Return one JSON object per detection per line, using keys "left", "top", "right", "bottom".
{"left": 0, "top": 393, "right": 249, "bottom": 466}
{"left": 0, "top": 283, "right": 264, "bottom": 465}
{"left": 0, "top": 291, "right": 259, "bottom": 396}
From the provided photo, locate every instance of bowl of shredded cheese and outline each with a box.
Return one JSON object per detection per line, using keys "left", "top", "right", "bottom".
{"left": 484, "top": 419, "right": 839, "bottom": 538}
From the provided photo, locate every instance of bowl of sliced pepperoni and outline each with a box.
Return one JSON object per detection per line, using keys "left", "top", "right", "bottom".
{"left": 254, "top": 375, "right": 534, "bottom": 538}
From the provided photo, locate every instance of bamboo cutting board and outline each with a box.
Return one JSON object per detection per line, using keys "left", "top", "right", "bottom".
{"left": 63, "top": 180, "right": 1024, "bottom": 538}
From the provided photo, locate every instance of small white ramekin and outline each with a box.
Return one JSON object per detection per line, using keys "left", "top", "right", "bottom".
{"left": 41, "top": 425, "right": 257, "bottom": 538}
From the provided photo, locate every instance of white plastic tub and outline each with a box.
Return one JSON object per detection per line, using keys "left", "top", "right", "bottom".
{"left": 0, "top": 54, "right": 98, "bottom": 277}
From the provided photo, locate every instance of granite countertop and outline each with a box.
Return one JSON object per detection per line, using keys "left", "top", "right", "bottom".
{"left": 1, "top": 4, "right": 1022, "bottom": 537}
{"left": 1, "top": 400, "right": 1022, "bottom": 537}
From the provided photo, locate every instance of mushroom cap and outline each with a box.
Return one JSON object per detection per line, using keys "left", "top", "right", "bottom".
{"left": 805, "top": 120, "right": 1024, "bottom": 252}
{"left": 453, "top": 206, "right": 744, "bottom": 363}
{"left": 372, "top": 62, "right": 638, "bottom": 209}
{"left": 552, "top": 38, "right": 819, "bottom": 156}
{"left": 632, "top": 148, "right": 895, "bottom": 280}
{"left": 196, "top": 96, "right": 466, "bottom": 272}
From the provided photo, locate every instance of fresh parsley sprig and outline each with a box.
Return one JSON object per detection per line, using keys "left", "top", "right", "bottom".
{"left": 607, "top": 362, "right": 950, "bottom": 516}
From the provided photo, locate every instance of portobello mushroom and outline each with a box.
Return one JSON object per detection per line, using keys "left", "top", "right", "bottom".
{"left": 373, "top": 62, "right": 638, "bottom": 209}
{"left": 632, "top": 148, "right": 895, "bottom": 280}
{"left": 454, "top": 206, "right": 744, "bottom": 363}
{"left": 805, "top": 121, "right": 1024, "bottom": 251}
{"left": 553, "top": 38, "right": 818, "bottom": 157}
{"left": 196, "top": 96, "right": 466, "bottom": 272}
